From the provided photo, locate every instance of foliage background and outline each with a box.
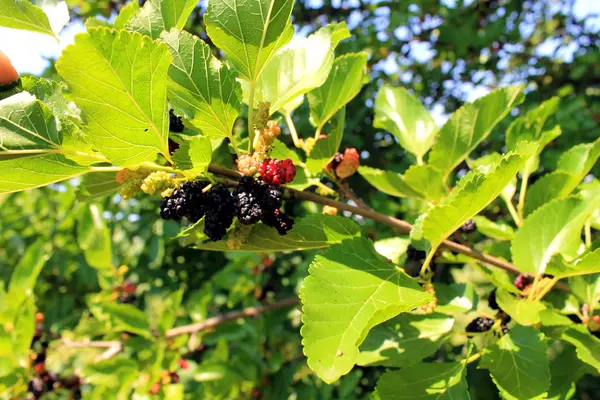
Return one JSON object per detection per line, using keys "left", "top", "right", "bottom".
{"left": 0, "top": 0, "right": 599, "bottom": 398}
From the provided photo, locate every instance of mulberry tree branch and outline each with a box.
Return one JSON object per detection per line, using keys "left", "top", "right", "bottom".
{"left": 207, "top": 163, "right": 568, "bottom": 292}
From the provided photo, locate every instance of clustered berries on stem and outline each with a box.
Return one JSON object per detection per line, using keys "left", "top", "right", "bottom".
{"left": 258, "top": 159, "right": 296, "bottom": 186}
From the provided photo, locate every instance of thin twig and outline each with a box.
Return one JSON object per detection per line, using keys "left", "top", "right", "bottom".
{"left": 61, "top": 339, "right": 122, "bottom": 361}
{"left": 207, "top": 164, "right": 568, "bottom": 292}
{"left": 165, "top": 297, "right": 299, "bottom": 338}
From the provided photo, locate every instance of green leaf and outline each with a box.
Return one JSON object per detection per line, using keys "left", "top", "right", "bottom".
{"left": 0, "top": 0, "right": 56, "bottom": 38}
{"left": 204, "top": 0, "right": 294, "bottom": 82}
{"left": 56, "top": 28, "right": 172, "bottom": 167}
{"left": 473, "top": 215, "right": 515, "bottom": 241}
{"left": 11, "top": 297, "right": 35, "bottom": 365}
{"left": 83, "top": 358, "right": 138, "bottom": 387}
{"left": 511, "top": 187, "right": 600, "bottom": 275}
{"left": 172, "top": 136, "right": 212, "bottom": 173}
{"left": 569, "top": 273, "right": 600, "bottom": 312}
{"left": 101, "top": 303, "right": 152, "bottom": 339}
{"left": 480, "top": 325, "right": 550, "bottom": 400}
{"left": 506, "top": 97, "right": 560, "bottom": 178}
{"left": 249, "top": 22, "right": 350, "bottom": 114}
{"left": 373, "top": 237, "right": 410, "bottom": 265}
{"left": 435, "top": 283, "right": 477, "bottom": 314}
{"left": 306, "top": 106, "right": 345, "bottom": 175}
{"left": 76, "top": 172, "right": 121, "bottom": 201}
{"left": 496, "top": 290, "right": 546, "bottom": 326}
{"left": 403, "top": 164, "right": 446, "bottom": 202}
{"left": 20, "top": 76, "right": 76, "bottom": 119}
{"left": 561, "top": 325, "right": 600, "bottom": 373}
{"left": 374, "top": 361, "right": 469, "bottom": 399}
{"left": 161, "top": 29, "right": 241, "bottom": 139}
{"left": 0, "top": 92, "right": 60, "bottom": 158}
{"left": 0, "top": 240, "right": 50, "bottom": 322}
{"left": 307, "top": 52, "right": 368, "bottom": 132}
{"left": 374, "top": 85, "right": 437, "bottom": 160}
{"left": 77, "top": 204, "right": 113, "bottom": 277}
{"left": 113, "top": 0, "right": 140, "bottom": 29}
{"left": 547, "top": 344, "right": 595, "bottom": 400}
{"left": 0, "top": 154, "right": 89, "bottom": 194}
{"left": 357, "top": 166, "right": 421, "bottom": 199}
{"left": 547, "top": 249, "right": 600, "bottom": 280}
{"left": 127, "top": 0, "right": 196, "bottom": 39}
{"left": 357, "top": 313, "right": 454, "bottom": 367}
{"left": 524, "top": 139, "right": 600, "bottom": 216}
{"left": 189, "top": 214, "right": 360, "bottom": 252}
{"left": 300, "top": 237, "right": 433, "bottom": 383}
{"left": 415, "top": 143, "right": 536, "bottom": 250}
{"left": 428, "top": 85, "right": 524, "bottom": 181}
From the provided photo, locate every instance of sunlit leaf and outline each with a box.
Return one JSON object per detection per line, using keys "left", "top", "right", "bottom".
{"left": 127, "top": 0, "right": 196, "bottom": 39}
{"left": 0, "top": 0, "right": 56, "bottom": 37}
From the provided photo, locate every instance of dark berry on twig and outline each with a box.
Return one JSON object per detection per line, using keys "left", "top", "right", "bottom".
{"left": 461, "top": 219, "right": 476, "bottom": 232}
{"left": 169, "top": 109, "right": 184, "bottom": 133}
{"left": 466, "top": 317, "right": 495, "bottom": 333}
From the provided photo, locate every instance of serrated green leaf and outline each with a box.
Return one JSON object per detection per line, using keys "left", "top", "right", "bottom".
{"left": 524, "top": 139, "right": 600, "bottom": 216}
{"left": 308, "top": 52, "right": 368, "bottom": 132}
{"left": 248, "top": 22, "right": 350, "bottom": 114}
{"left": 0, "top": 0, "right": 56, "bottom": 37}
{"left": 506, "top": 97, "right": 560, "bottom": 179}
{"left": 496, "top": 290, "right": 546, "bottom": 326}
{"left": 101, "top": 303, "right": 152, "bottom": 339}
{"left": 511, "top": 187, "right": 600, "bottom": 275}
{"left": 547, "top": 249, "right": 600, "bottom": 280}
{"left": 357, "top": 313, "right": 454, "bottom": 367}
{"left": 127, "top": 0, "right": 196, "bottom": 39}
{"left": 417, "top": 143, "right": 536, "bottom": 250}
{"left": 76, "top": 172, "right": 121, "bottom": 201}
{"left": 172, "top": 136, "right": 212, "bottom": 172}
{"left": 547, "top": 344, "right": 595, "bottom": 400}
{"left": 374, "top": 85, "right": 437, "bottom": 160}
{"left": 473, "top": 216, "right": 515, "bottom": 241}
{"left": 0, "top": 153, "right": 89, "bottom": 194}
{"left": 113, "top": 0, "right": 140, "bottom": 29}
{"left": 428, "top": 85, "right": 524, "bottom": 181}
{"left": 300, "top": 237, "right": 432, "bottom": 383}
{"left": 77, "top": 204, "right": 113, "bottom": 278}
{"left": 374, "top": 361, "right": 469, "bottom": 399}
{"left": 357, "top": 166, "right": 421, "bottom": 198}
{"left": 204, "top": 0, "right": 294, "bottom": 82}
{"left": 20, "top": 76, "right": 76, "bottom": 119}
{"left": 56, "top": 28, "right": 172, "bottom": 167}
{"left": 161, "top": 29, "right": 241, "bottom": 139}
{"left": 306, "top": 106, "right": 345, "bottom": 175}
{"left": 403, "top": 164, "right": 446, "bottom": 201}
{"left": 190, "top": 214, "right": 360, "bottom": 252}
{"left": 480, "top": 325, "right": 550, "bottom": 400}
{"left": 561, "top": 325, "right": 600, "bottom": 373}
{"left": 0, "top": 92, "right": 60, "bottom": 158}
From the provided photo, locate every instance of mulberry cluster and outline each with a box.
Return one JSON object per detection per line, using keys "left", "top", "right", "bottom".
{"left": 159, "top": 181, "right": 208, "bottom": 222}
{"left": 466, "top": 317, "right": 495, "bottom": 333}
{"left": 259, "top": 158, "right": 296, "bottom": 186}
{"left": 169, "top": 109, "right": 184, "bottom": 133}
{"left": 233, "top": 177, "right": 293, "bottom": 235}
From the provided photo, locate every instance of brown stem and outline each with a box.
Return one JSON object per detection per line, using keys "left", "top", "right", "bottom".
{"left": 207, "top": 164, "right": 569, "bottom": 292}
{"left": 61, "top": 339, "right": 122, "bottom": 361}
{"left": 165, "top": 297, "right": 299, "bottom": 338}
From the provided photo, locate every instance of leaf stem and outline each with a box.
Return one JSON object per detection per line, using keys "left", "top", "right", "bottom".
{"left": 516, "top": 172, "right": 529, "bottom": 221}
{"left": 230, "top": 136, "right": 242, "bottom": 156}
{"left": 284, "top": 112, "right": 301, "bottom": 148}
{"left": 584, "top": 219, "right": 592, "bottom": 248}
{"left": 504, "top": 197, "right": 522, "bottom": 227}
{"left": 89, "top": 166, "right": 122, "bottom": 173}
{"left": 419, "top": 247, "right": 438, "bottom": 278}
{"left": 313, "top": 125, "right": 322, "bottom": 141}
{"left": 534, "top": 276, "right": 559, "bottom": 301}
{"left": 247, "top": 82, "right": 256, "bottom": 154}
{"left": 463, "top": 352, "right": 482, "bottom": 364}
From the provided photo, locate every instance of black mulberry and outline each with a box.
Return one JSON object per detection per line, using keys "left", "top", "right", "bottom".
{"left": 159, "top": 181, "right": 207, "bottom": 222}
{"left": 406, "top": 245, "right": 426, "bottom": 261}
{"left": 262, "top": 209, "right": 294, "bottom": 235}
{"left": 461, "top": 219, "right": 476, "bottom": 232}
{"left": 488, "top": 289, "right": 499, "bottom": 310}
{"left": 203, "top": 186, "right": 235, "bottom": 241}
{"left": 233, "top": 177, "right": 264, "bottom": 224}
{"left": 169, "top": 109, "right": 184, "bottom": 133}
{"left": 466, "top": 317, "right": 495, "bottom": 333}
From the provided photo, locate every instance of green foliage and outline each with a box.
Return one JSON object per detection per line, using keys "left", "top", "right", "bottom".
{"left": 0, "top": 0, "right": 599, "bottom": 398}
